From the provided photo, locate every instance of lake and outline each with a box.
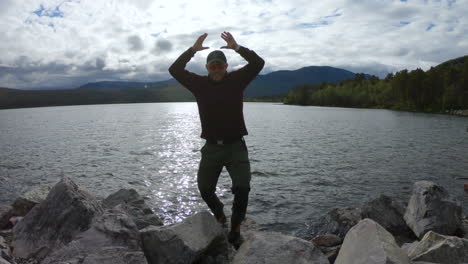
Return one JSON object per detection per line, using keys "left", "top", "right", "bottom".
{"left": 1, "top": 102, "right": 467, "bottom": 238}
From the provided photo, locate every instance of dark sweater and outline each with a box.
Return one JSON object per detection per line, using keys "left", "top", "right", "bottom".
{"left": 168, "top": 46, "right": 265, "bottom": 140}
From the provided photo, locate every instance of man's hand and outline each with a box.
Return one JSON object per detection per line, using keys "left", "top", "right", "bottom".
{"left": 192, "top": 33, "right": 209, "bottom": 52}
{"left": 220, "top": 31, "right": 239, "bottom": 49}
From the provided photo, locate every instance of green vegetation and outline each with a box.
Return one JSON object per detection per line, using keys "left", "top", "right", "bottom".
{"left": 0, "top": 84, "right": 195, "bottom": 109}
{"left": 284, "top": 56, "right": 468, "bottom": 113}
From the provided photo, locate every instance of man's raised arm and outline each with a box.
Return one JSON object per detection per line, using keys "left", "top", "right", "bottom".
{"left": 168, "top": 33, "right": 209, "bottom": 91}
{"left": 220, "top": 32, "right": 265, "bottom": 86}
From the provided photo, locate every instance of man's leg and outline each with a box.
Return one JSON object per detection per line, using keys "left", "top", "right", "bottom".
{"left": 197, "top": 143, "right": 225, "bottom": 223}
{"left": 225, "top": 140, "right": 251, "bottom": 237}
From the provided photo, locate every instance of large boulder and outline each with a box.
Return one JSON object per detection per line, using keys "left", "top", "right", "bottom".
{"left": 140, "top": 211, "right": 227, "bottom": 264}
{"left": 232, "top": 231, "right": 329, "bottom": 264}
{"left": 335, "top": 218, "right": 411, "bottom": 264}
{"left": 0, "top": 257, "right": 11, "bottom": 264}
{"left": 361, "top": 195, "right": 415, "bottom": 244}
{"left": 42, "top": 208, "right": 147, "bottom": 264}
{"left": 103, "top": 188, "right": 163, "bottom": 229}
{"left": 12, "top": 177, "right": 103, "bottom": 260}
{"left": 11, "top": 184, "right": 53, "bottom": 217}
{"left": 0, "top": 236, "right": 12, "bottom": 263}
{"left": 0, "top": 206, "right": 12, "bottom": 230}
{"left": 404, "top": 181, "right": 462, "bottom": 239}
{"left": 407, "top": 231, "right": 468, "bottom": 263}
{"left": 312, "top": 234, "right": 342, "bottom": 263}
{"left": 310, "top": 207, "right": 362, "bottom": 239}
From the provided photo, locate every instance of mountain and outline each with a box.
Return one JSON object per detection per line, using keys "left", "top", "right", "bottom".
{"left": 245, "top": 66, "right": 356, "bottom": 97}
{"left": 74, "top": 66, "right": 356, "bottom": 97}
{"left": 433, "top": 55, "right": 468, "bottom": 70}
{"left": 78, "top": 79, "right": 178, "bottom": 90}
{"left": 0, "top": 65, "right": 360, "bottom": 109}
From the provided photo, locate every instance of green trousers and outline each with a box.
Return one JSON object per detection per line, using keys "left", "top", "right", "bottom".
{"left": 197, "top": 138, "right": 251, "bottom": 228}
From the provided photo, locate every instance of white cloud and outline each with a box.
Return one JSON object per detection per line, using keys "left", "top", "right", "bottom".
{"left": 0, "top": 0, "right": 467, "bottom": 89}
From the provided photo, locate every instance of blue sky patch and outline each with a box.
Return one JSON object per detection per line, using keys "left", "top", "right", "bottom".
{"left": 33, "top": 5, "right": 64, "bottom": 18}
{"left": 324, "top": 13, "right": 342, "bottom": 19}
{"left": 241, "top": 31, "right": 255, "bottom": 35}
{"left": 426, "top": 23, "right": 436, "bottom": 31}
{"left": 298, "top": 21, "right": 330, "bottom": 28}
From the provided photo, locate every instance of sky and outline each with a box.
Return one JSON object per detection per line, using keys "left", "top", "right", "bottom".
{"left": 0, "top": 0, "right": 467, "bottom": 90}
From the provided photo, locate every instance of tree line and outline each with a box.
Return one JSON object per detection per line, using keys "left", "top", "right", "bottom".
{"left": 283, "top": 56, "right": 468, "bottom": 112}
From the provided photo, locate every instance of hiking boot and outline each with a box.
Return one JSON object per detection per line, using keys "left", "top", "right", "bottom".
{"left": 215, "top": 212, "right": 227, "bottom": 227}
{"left": 228, "top": 224, "right": 242, "bottom": 249}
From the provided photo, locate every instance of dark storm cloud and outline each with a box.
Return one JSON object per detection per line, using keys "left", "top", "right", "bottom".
{"left": 128, "top": 35, "right": 144, "bottom": 51}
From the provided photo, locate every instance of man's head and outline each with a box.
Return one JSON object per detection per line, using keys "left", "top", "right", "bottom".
{"left": 206, "top": 50, "right": 228, "bottom": 81}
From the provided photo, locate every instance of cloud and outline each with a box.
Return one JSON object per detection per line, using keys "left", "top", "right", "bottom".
{"left": 127, "top": 35, "right": 144, "bottom": 51}
{"left": 0, "top": 0, "right": 467, "bottom": 88}
{"left": 152, "top": 39, "right": 173, "bottom": 55}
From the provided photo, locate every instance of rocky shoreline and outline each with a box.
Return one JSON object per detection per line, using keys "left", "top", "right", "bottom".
{"left": 0, "top": 178, "right": 466, "bottom": 264}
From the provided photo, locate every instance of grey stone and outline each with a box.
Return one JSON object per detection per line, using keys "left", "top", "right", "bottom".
{"left": 408, "top": 231, "right": 468, "bottom": 264}
{"left": 103, "top": 189, "right": 163, "bottom": 229}
{"left": 232, "top": 231, "right": 329, "bottom": 264}
{"left": 42, "top": 208, "right": 147, "bottom": 264}
{"left": 312, "top": 234, "right": 343, "bottom": 263}
{"left": 12, "top": 177, "right": 103, "bottom": 260}
{"left": 321, "top": 245, "right": 341, "bottom": 264}
{"left": 141, "top": 211, "right": 226, "bottom": 264}
{"left": 11, "top": 184, "right": 52, "bottom": 217}
{"left": 404, "top": 181, "right": 462, "bottom": 239}
{"left": 462, "top": 217, "right": 468, "bottom": 239}
{"left": 0, "top": 236, "right": 12, "bottom": 262}
{"left": 0, "top": 257, "right": 11, "bottom": 264}
{"left": 8, "top": 217, "right": 22, "bottom": 227}
{"left": 335, "top": 218, "right": 411, "bottom": 264}
{"left": 311, "top": 207, "right": 362, "bottom": 239}
{"left": 362, "top": 195, "right": 416, "bottom": 244}
{"left": 312, "top": 234, "right": 342, "bottom": 247}
{"left": 0, "top": 206, "right": 12, "bottom": 230}
{"left": 401, "top": 241, "right": 419, "bottom": 256}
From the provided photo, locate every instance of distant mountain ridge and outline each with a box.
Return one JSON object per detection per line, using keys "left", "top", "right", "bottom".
{"left": 76, "top": 65, "right": 357, "bottom": 97}
{"left": 0, "top": 65, "right": 374, "bottom": 109}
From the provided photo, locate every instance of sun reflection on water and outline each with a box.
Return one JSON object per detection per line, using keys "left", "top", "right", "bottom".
{"left": 142, "top": 103, "right": 214, "bottom": 225}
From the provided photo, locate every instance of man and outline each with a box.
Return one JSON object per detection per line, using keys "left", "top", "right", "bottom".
{"left": 168, "top": 31, "right": 264, "bottom": 247}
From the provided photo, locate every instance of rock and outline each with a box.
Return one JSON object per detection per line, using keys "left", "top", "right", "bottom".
{"left": 8, "top": 216, "right": 22, "bottom": 227}
{"left": 12, "top": 177, "right": 103, "bottom": 260}
{"left": 0, "top": 257, "right": 11, "bottom": 264}
{"left": 0, "top": 206, "right": 13, "bottom": 230}
{"left": 312, "top": 234, "right": 342, "bottom": 263}
{"left": 400, "top": 241, "right": 419, "bottom": 256}
{"left": 462, "top": 217, "right": 468, "bottom": 239}
{"left": 11, "top": 184, "right": 52, "bottom": 217}
{"left": 42, "top": 208, "right": 147, "bottom": 264}
{"left": 311, "top": 207, "right": 362, "bottom": 239}
{"left": 407, "top": 231, "right": 468, "bottom": 264}
{"left": 361, "top": 195, "right": 416, "bottom": 244}
{"left": 0, "top": 236, "right": 12, "bottom": 263}
{"left": 232, "top": 231, "right": 329, "bottom": 264}
{"left": 320, "top": 245, "right": 341, "bottom": 264}
{"left": 335, "top": 218, "right": 411, "bottom": 264}
{"left": 103, "top": 189, "right": 163, "bottom": 229}
{"left": 140, "top": 211, "right": 227, "bottom": 264}
{"left": 404, "top": 181, "right": 462, "bottom": 239}
{"left": 312, "top": 234, "right": 342, "bottom": 247}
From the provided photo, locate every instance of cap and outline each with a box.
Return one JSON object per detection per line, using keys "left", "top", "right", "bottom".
{"left": 206, "top": 50, "right": 227, "bottom": 65}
